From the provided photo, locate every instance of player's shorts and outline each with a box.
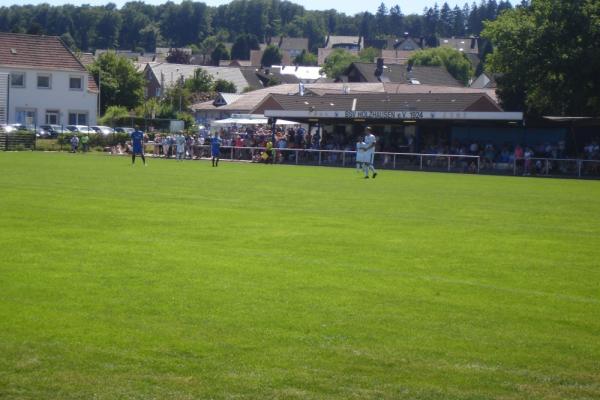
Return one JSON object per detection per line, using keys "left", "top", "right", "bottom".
{"left": 133, "top": 144, "right": 144, "bottom": 154}
{"left": 211, "top": 147, "right": 220, "bottom": 157}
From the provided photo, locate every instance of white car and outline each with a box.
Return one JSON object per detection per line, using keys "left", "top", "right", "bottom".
{"left": 114, "top": 127, "right": 135, "bottom": 134}
{"left": 66, "top": 125, "right": 95, "bottom": 134}
{"left": 0, "top": 124, "right": 16, "bottom": 133}
{"left": 91, "top": 125, "right": 115, "bottom": 135}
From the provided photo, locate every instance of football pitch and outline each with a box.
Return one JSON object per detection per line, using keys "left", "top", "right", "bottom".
{"left": 1, "top": 152, "right": 599, "bottom": 399}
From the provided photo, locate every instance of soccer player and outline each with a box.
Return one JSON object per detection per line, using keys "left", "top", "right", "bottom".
{"left": 211, "top": 133, "right": 222, "bottom": 167}
{"left": 130, "top": 126, "right": 146, "bottom": 166}
{"left": 362, "top": 126, "right": 377, "bottom": 179}
{"left": 175, "top": 131, "right": 186, "bottom": 162}
{"left": 356, "top": 135, "right": 366, "bottom": 172}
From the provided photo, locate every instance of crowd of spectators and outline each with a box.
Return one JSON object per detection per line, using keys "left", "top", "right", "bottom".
{"left": 108, "top": 124, "right": 600, "bottom": 175}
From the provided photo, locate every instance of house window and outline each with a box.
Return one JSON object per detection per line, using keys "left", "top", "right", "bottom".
{"left": 69, "top": 76, "right": 82, "bottom": 90}
{"left": 37, "top": 74, "right": 51, "bottom": 89}
{"left": 45, "top": 110, "right": 60, "bottom": 125}
{"left": 16, "top": 109, "right": 37, "bottom": 127}
{"left": 10, "top": 72, "right": 25, "bottom": 88}
{"left": 68, "top": 112, "right": 87, "bottom": 125}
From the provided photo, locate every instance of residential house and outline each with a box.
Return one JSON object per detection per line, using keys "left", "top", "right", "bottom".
{"left": 344, "top": 60, "right": 464, "bottom": 87}
{"left": 143, "top": 62, "right": 252, "bottom": 98}
{"left": 0, "top": 72, "right": 7, "bottom": 124}
{"left": 249, "top": 37, "right": 310, "bottom": 66}
{"left": 95, "top": 49, "right": 156, "bottom": 63}
{"left": 439, "top": 37, "right": 479, "bottom": 54}
{"left": 189, "top": 82, "right": 497, "bottom": 125}
{"left": 470, "top": 72, "right": 499, "bottom": 89}
{"left": 318, "top": 35, "right": 363, "bottom": 65}
{"left": 0, "top": 32, "right": 98, "bottom": 127}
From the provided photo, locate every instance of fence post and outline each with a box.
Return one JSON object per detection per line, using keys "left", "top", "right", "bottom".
{"left": 318, "top": 151, "right": 321, "bottom": 166}
{"left": 448, "top": 156, "right": 451, "bottom": 172}
{"left": 578, "top": 160, "right": 582, "bottom": 178}
{"left": 513, "top": 159, "right": 517, "bottom": 176}
{"left": 420, "top": 155, "right": 423, "bottom": 170}
{"left": 342, "top": 151, "right": 345, "bottom": 167}
{"left": 393, "top": 154, "right": 396, "bottom": 169}
{"left": 477, "top": 157, "right": 480, "bottom": 174}
{"left": 545, "top": 159, "right": 549, "bottom": 175}
{"left": 296, "top": 149, "right": 299, "bottom": 165}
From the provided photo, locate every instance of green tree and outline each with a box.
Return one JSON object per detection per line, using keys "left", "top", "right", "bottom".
{"left": 320, "top": 48, "right": 359, "bottom": 80}
{"left": 184, "top": 68, "right": 214, "bottom": 92}
{"left": 358, "top": 47, "right": 380, "bottom": 62}
{"left": 231, "top": 34, "right": 260, "bottom": 60}
{"left": 375, "top": 3, "right": 388, "bottom": 37}
{"left": 95, "top": 6, "right": 122, "bottom": 49}
{"left": 261, "top": 44, "right": 283, "bottom": 67}
{"left": 87, "top": 51, "right": 145, "bottom": 114}
{"left": 293, "top": 49, "right": 318, "bottom": 66}
{"left": 389, "top": 5, "right": 404, "bottom": 37}
{"left": 99, "top": 105, "right": 129, "bottom": 125}
{"left": 214, "top": 79, "right": 237, "bottom": 93}
{"left": 166, "top": 48, "right": 191, "bottom": 64}
{"left": 483, "top": 0, "right": 600, "bottom": 115}
{"left": 211, "top": 43, "right": 230, "bottom": 66}
{"left": 408, "top": 47, "right": 473, "bottom": 85}
{"left": 60, "top": 32, "right": 77, "bottom": 51}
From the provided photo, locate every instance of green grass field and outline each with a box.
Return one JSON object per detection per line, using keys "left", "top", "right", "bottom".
{"left": 1, "top": 152, "right": 599, "bottom": 399}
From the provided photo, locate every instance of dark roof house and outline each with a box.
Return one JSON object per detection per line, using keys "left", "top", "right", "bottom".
{"left": 345, "top": 61, "right": 464, "bottom": 87}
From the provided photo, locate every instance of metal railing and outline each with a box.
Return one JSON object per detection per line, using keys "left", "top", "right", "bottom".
{"left": 148, "top": 144, "right": 482, "bottom": 174}
{"left": 512, "top": 157, "right": 600, "bottom": 178}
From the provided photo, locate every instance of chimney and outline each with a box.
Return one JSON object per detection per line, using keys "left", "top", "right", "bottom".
{"left": 375, "top": 58, "right": 384, "bottom": 77}
{"left": 299, "top": 82, "right": 305, "bottom": 96}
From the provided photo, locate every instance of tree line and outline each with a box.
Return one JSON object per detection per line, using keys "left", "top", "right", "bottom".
{"left": 0, "top": 0, "right": 517, "bottom": 55}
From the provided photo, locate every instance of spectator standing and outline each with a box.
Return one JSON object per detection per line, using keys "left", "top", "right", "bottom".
{"left": 523, "top": 147, "right": 533, "bottom": 175}
{"left": 70, "top": 135, "right": 79, "bottom": 153}
{"left": 163, "top": 136, "right": 171, "bottom": 158}
{"left": 185, "top": 134, "right": 194, "bottom": 159}
{"left": 80, "top": 133, "right": 89, "bottom": 152}
{"left": 153, "top": 134, "right": 162, "bottom": 157}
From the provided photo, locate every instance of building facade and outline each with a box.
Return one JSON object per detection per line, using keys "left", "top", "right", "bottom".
{"left": 0, "top": 32, "right": 98, "bottom": 127}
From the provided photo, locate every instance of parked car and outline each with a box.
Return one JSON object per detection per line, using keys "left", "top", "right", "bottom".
{"left": 38, "top": 124, "right": 64, "bottom": 138}
{"left": 36, "top": 127, "right": 51, "bottom": 138}
{"left": 91, "top": 125, "right": 115, "bottom": 135}
{"left": 114, "top": 127, "right": 135, "bottom": 134}
{"left": 66, "top": 125, "right": 95, "bottom": 134}
{"left": 1, "top": 124, "right": 16, "bottom": 133}
{"left": 10, "top": 123, "right": 30, "bottom": 132}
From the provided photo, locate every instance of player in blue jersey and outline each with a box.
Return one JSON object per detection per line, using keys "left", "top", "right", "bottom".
{"left": 130, "top": 126, "right": 146, "bottom": 166}
{"left": 211, "top": 134, "right": 222, "bottom": 167}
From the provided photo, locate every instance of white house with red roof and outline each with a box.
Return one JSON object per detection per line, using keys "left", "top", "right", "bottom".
{"left": 0, "top": 32, "right": 98, "bottom": 127}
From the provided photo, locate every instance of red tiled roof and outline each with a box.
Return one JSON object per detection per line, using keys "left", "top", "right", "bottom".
{"left": 0, "top": 32, "right": 87, "bottom": 72}
{"left": 0, "top": 32, "right": 98, "bottom": 92}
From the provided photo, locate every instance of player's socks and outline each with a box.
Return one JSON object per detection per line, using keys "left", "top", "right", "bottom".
{"left": 373, "top": 172, "right": 377, "bottom": 179}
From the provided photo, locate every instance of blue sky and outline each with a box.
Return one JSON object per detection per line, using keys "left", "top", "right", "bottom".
{"left": 0, "top": 1, "right": 463, "bottom": 16}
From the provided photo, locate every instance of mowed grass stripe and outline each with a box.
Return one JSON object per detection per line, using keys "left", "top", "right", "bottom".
{"left": 1, "top": 152, "right": 599, "bottom": 399}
